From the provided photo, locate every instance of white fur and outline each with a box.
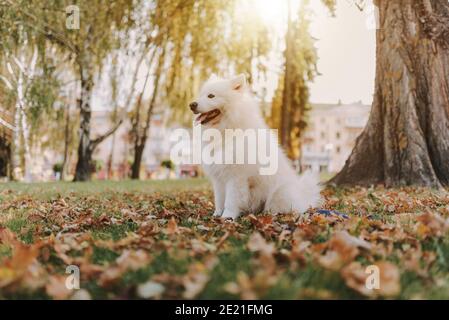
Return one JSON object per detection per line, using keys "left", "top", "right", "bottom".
{"left": 193, "top": 74, "right": 322, "bottom": 219}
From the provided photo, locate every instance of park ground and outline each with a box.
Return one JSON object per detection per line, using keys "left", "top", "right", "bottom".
{"left": 0, "top": 179, "right": 448, "bottom": 299}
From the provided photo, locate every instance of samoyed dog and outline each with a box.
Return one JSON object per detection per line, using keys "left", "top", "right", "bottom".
{"left": 189, "top": 74, "right": 321, "bottom": 220}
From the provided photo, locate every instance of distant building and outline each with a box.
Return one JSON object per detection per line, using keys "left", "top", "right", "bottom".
{"left": 92, "top": 110, "right": 178, "bottom": 179}
{"left": 2, "top": 102, "right": 370, "bottom": 181}
{"left": 0, "top": 106, "right": 196, "bottom": 181}
{"left": 301, "top": 102, "right": 371, "bottom": 173}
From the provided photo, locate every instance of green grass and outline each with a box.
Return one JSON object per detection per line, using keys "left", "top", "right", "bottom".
{"left": 92, "top": 246, "right": 121, "bottom": 265}
{"left": 91, "top": 221, "right": 139, "bottom": 241}
{"left": 0, "top": 179, "right": 448, "bottom": 300}
{"left": 0, "top": 178, "right": 209, "bottom": 200}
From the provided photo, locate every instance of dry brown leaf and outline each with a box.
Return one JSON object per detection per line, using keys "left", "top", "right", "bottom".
{"left": 376, "top": 262, "right": 401, "bottom": 297}
{"left": 98, "top": 250, "right": 151, "bottom": 286}
{"left": 247, "top": 232, "right": 275, "bottom": 256}
{"left": 0, "top": 227, "right": 20, "bottom": 246}
{"left": 318, "top": 231, "right": 371, "bottom": 271}
{"left": 0, "top": 234, "right": 43, "bottom": 289}
{"left": 182, "top": 257, "right": 218, "bottom": 299}
{"left": 342, "top": 261, "right": 400, "bottom": 298}
{"left": 415, "top": 212, "right": 448, "bottom": 238}
{"left": 116, "top": 250, "right": 151, "bottom": 270}
{"left": 70, "top": 289, "right": 92, "bottom": 300}
{"left": 46, "top": 275, "right": 72, "bottom": 300}
{"left": 137, "top": 281, "right": 165, "bottom": 299}
{"left": 236, "top": 272, "right": 257, "bottom": 300}
{"left": 166, "top": 217, "right": 179, "bottom": 235}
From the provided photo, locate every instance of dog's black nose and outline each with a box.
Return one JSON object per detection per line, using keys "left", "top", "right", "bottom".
{"left": 189, "top": 102, "right": 198, "bottom": 112}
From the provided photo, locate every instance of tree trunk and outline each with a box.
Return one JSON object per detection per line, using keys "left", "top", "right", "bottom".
{"left": 0, "top": 136, "right": 11, "bottom": 178}
{"left": 280, "top": 0, "right": 293, "bottom": 151}
{"left": 107, "top": 132, "right": 116, "bottom": 180}
{"left": 74, "top": 59, "right": 94, "bottom": 182}
{"left": 130, "top": 48, "right": 165, "bottom": 180}
{"left": 130, "top": 143, "right": 145, "bottom": 179}
{"left": 130, "top": 75, "right": 160, "bottom": 180}
{"left": 74, "top": 52, "right": 124, "bottom": 182}
{"left": 129, "top": 68, "right": 151, "bottom": 180}
{"left": 331, "top": 0, "right": 449, "bottom": 188}
{"left": 61, "top": 103, "right": 72, "bottom": 180}
{"left": 11, "top": 99, "right": 21, "bottom": 181}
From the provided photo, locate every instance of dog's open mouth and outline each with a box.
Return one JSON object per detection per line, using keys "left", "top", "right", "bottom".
{"left": 195, "top": 109, "right": 221, "bottom": 125}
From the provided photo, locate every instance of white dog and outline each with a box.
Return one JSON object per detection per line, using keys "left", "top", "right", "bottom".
{"left": 190, "top": 74, "right": 321, "bottom": 220}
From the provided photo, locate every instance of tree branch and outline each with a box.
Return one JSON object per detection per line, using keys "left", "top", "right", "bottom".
{"left": 2, "top": 0, "right": 79, "bottom": 54}
{"left": 90, "top": 118, "right": 123, "bottom": 150}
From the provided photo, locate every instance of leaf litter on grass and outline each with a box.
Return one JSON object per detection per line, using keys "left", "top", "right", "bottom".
{"left": 0, "top": 184, "right": 448, "bottom": 299}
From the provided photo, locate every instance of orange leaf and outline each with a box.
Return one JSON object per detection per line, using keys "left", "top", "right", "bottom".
{"left": 46, "top": 275, "right": 72, "bottom": 300}
{"left": 166, "top": 217, "right": 179, "bottom": 235}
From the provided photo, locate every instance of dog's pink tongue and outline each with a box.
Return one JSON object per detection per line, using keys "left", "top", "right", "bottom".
{"left": 195, "top": 113, "right": 206, "bottom": 124}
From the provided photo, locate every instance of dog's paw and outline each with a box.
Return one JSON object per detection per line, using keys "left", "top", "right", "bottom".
{"left": 213, "top": 209, "right": 224, "bottom": 217}
{"left": 221, "top": 209, "right": 239, "bottom": 220}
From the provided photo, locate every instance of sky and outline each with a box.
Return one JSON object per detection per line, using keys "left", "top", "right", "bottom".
{"left": 308, "top": 0, "right": 376, "bottom": 105}
{"left": 93, "top": 0, "right": 377, "bottom": 111}
{"left": 255, "top": 0, "right": 377, "bottom": 106}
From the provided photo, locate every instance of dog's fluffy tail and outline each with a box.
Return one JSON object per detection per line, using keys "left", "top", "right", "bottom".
{"left": 296, "top": 171, "right": 323, "bottom": 211}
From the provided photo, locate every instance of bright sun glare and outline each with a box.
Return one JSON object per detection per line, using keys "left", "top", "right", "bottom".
{"left": 252, "top": 0, "right": 302, "bottom": 28}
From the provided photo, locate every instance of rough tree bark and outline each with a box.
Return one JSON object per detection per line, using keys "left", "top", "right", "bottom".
{"left": 331, "top": 0, "right": 449, "bottom": 188}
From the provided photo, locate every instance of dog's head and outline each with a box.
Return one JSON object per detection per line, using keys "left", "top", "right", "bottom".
{"left": 190, "top": 74, "right": 247, "bottom": 126}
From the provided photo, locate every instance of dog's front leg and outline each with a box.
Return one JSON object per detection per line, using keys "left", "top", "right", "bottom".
{"left": 221, "top": 177, "right": 248, "bottom": 220}
{"left": 212, "top": 180, "right": 225, "bottom": 217}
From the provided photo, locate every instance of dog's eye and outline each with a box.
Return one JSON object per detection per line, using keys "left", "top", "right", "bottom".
{"left": 208, "top": 94, "right": 215, "bottom": 99}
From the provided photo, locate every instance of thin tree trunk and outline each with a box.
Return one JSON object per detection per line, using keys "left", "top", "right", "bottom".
{"left": 16, "top": 54, "right": 32, "bottom": 182}
{"left": 73, "top": 55, "right": 124, "bottom": 182}
{"left": 106, "top": 88, "right": 119, "bottom": 180}
{"left": 107, "top": 132, "right": 116, "bottom": 180}
{"left": 61, "top": 103, "right": 71, "bottom": 180}
{"left": 130, "top": 76, "right": 160, "bottom": 179}
{"left": 280, "top": 0, "right": 293, "bottom": 151}
{"left": 11, "top": 100, "right": 21, "bottom": 181}
{"left": 130, "top": 143, "right": 145, "bottom": 179}
{"left": 331, "top": 0, "right": 449, "bottom": 188}
{"left": 74, "top": 56, "right": 94, "bottom": 182}
{"left": 106, "top": 46, "right": 152, "bottom": 180}
{"left": 19, "top": 106, "right": 32, "bottom": 182}
{"left": 130, "top": 48, "right": 164, "bottom": 180}
{"left": 0, "top": 136, "right": 11, "bottom": 178}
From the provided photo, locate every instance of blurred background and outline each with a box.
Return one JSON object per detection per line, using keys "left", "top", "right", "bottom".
{"left": 0, "top": 0, "right": 376, "bottom": 182}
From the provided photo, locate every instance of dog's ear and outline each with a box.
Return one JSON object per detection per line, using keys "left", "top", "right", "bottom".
{"left": 230, "top": 74, "right": 246, "bottom": 92}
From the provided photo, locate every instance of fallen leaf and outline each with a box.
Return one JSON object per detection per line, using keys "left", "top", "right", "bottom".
{"left": 341, "top": 261, "right": 400, "bottom": 298}
{"left": 182, "top": 257, "right": 218, "bottom": 299}
{"left": 46, "top": 275, "right": 72, "bottom": 300}
{"left": 0, "top": 227, "right": 20, "bottom": 246}
{"left": 0, "top": 237, "right": 43, "bottom": 289}
{"left": 415, "top": 212, "right": 448, "bottom": 238}
{"left": 318, "top": 231, "right": 371, "bottom": 271}
{"left": 137, "top": 281, "right": 165, "bottom": 299}
{"left": 70, "top": 289, "right": 92, "bottom": 300}
{"left": 247, "top": 232, "right": 275, "bottom": 256}
{"left": 98, "top": 250, "right": 151, "bottom": 286}
{"left": 166, "top": 217, "right": 179, "bottom": 235}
